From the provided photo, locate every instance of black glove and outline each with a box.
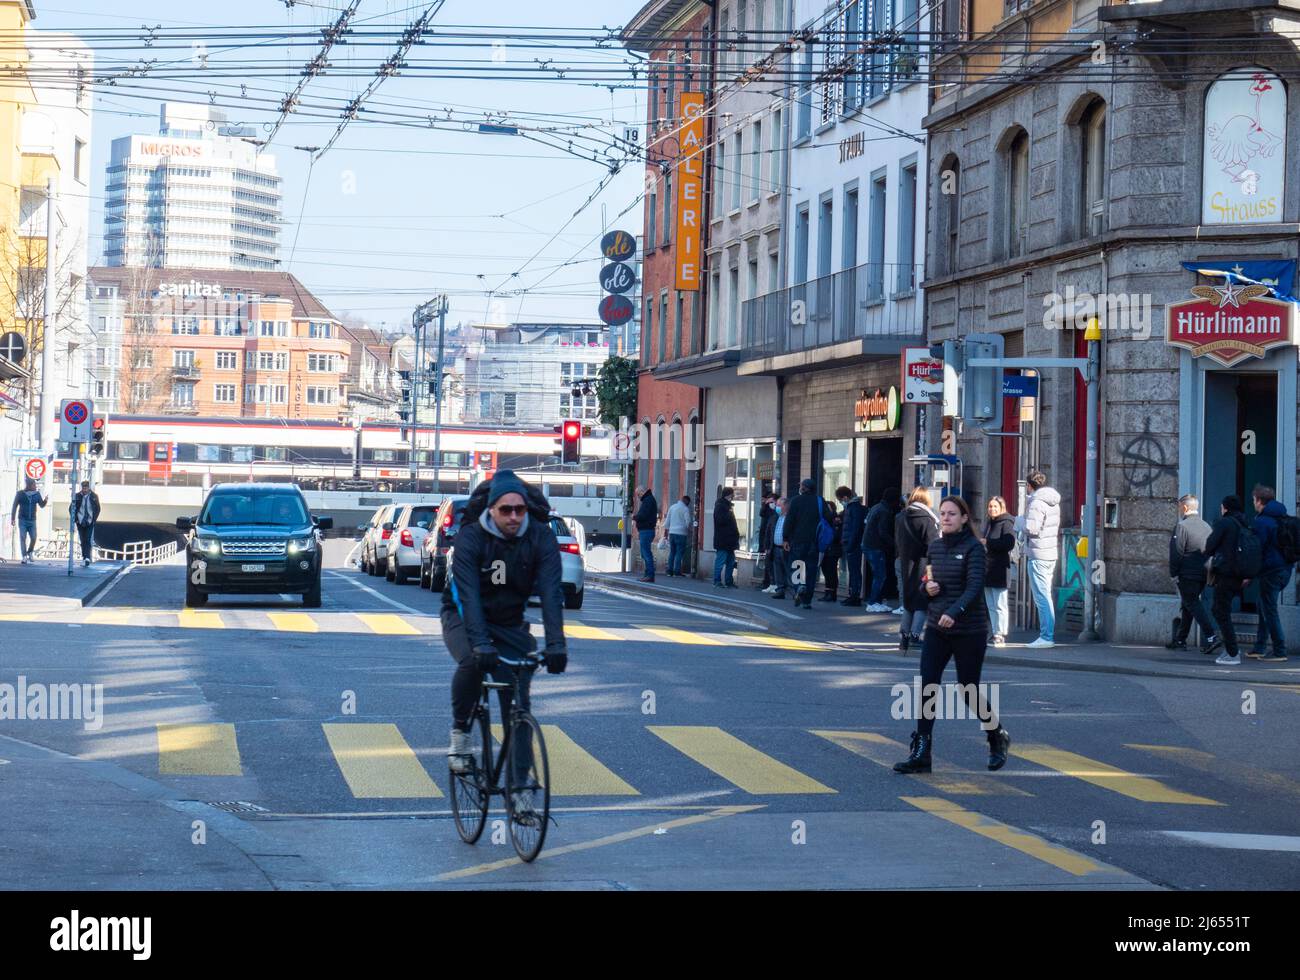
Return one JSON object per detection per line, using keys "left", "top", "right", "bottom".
{"left": 473, "top": 646, "right": 498, "bottom": 672}
{"left": 544, "top": 649, "right": 568, "bottom": 674}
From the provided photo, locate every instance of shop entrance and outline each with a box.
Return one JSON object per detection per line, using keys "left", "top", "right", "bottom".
{"left": 864, "top": 436, "right": 903, "bottom": 507}
{"left": 1203, "top": 371, "right": 1278, "bottom": 612}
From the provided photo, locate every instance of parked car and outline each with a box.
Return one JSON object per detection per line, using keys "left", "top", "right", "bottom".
{"left": 358, "top": 504, "right": 397, "bottom": 577}
{"left": 421, "top": 495, "right": 470, "bottom": 591}
{"left": 178, "top": 483, "right": 333, "bottom": 608}
{"left": 548, "top": 513, "right": 585, "bottom": 610}
{"left": 386, "top": 503, "right": 439, "bottom": 584}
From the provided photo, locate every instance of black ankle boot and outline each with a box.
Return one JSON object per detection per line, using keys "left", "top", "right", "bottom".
{"left": 898, "top": 631, "right": 910, "bottom": 653}
{"left": 987, "top": 726, "right": 1011, "bottom": 771}
{"left": 840, "top": 595, "right": 862, "bottom": 606}
{"left": 893, "top": 732, "right": 932, "bottom": 774}
{"left": 818, "top": 590, "right": 837, "bottom": 602}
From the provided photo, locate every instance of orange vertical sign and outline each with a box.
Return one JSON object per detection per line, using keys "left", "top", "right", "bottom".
{"left": 674, "top": 92, "right": 705, "bottom": 291}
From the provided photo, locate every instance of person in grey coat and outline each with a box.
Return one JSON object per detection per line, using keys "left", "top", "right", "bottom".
{"left": 1166, "top": 493, "right": 1221, "bottom": 654}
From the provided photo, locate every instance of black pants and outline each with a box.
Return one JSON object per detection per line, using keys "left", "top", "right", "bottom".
{"left": 761, "top": 547, "right": 773, "bottom": 588}
{"left": 844, "top": 547, "right": 862, "bottom": 598}
{"left": 820, "top": 552, "right": 839, "bottom": 595}
{"left": 443, "top": 612, "right": 535, "bottom": 732}
{"left": 1175, "top": 577, "right": 1216, "bottom": 644}
{"left": 791, "top": 546, "right": 819, "bottom": 603}
{"left": 917, "top": 629, "right": 997, "bottom": 736}
{"left": 1210, "top": 581, "right": 1242, "bottom": 657}
{"left": 77, "top": 523, "right": 94, "bottom": 561}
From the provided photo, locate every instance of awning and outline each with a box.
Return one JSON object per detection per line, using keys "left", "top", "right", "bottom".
{"left": 0, "top": 388, "right": 23, "bottom": 411}
{"left": 0, "top": 354, "right": 28, "bottom": 381}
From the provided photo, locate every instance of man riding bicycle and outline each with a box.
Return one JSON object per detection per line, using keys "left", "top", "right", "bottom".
{"left": 443, "top": 470, "right": 568, "bottom": 814}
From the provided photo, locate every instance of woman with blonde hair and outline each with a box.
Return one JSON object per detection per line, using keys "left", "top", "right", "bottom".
{"left": 894, "top": 486, "right": 939, "bottom": 652}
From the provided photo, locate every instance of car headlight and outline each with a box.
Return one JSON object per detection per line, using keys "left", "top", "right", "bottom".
{"left": 196, "top": 536, "right": 221, "bottom": 556}
{"left": 287, "top": 536, "right": 316, "bottom": 554}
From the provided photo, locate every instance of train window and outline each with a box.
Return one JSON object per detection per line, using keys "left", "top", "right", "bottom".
{"left": 175, "top": 444, "right": 198, "bottom": 463}
{"left": 231, "top": 446, "right": 254, "bottom": 464}
{"left": 115, "top": 442, "right": 143, "bottom": 460}
{"left": 55, "top": 440, "right": 74, "bottom": 459}
{"left": 262, "top": 447, "right": 287, "bottom": 462}
{"left": 371, "top": 450, "right": 396, "bottom": 462}
{"left": 195, "top": 445, "right": 221, "bottom": 463}
{"left": 546, "top": 484, "right": 574, "bottom": 497}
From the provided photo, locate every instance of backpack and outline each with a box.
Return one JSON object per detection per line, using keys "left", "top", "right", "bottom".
{"left": 1219, "top": 516, "right": 1263, "bottom": 578}
{"left": 816, "top": 497, "right": 834, "bottom": 553}
{"left": 1275, "top": 514, "right": 1300, "bottom": 565}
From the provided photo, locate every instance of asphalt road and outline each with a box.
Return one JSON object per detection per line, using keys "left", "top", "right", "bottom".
{"left": 1, "top": 539, "right": 1298, "bottom": 891}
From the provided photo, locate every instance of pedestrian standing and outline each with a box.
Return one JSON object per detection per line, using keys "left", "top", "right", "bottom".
{"left": 836, "top": 486, "right": 866, "bottom": 607}
{"left": 10, "top": 477, "right": 48, "bottom": 564}
{"left": 895, "top": 487, "right": 939, "bottom": 652}
{"left": 1204, "top": 494, "right": 1256, "bottom": 665}
{"left": 767, "top": 496, "right": 789, "bottom": 598}
{"left": 819, "top": 498, "right": 843, "bottom": 601}
{"left": 72, "top": 480, "right": 101, "bottom": 568}
{"left": 863, "top": 487, "right": 899, "bottom": 612}
{"left": 712, "top": 487, "right": 740, "bottom": 588}
{"left": 1166, "top": 493, "right": 1221, "bottom": 655}
{"left": 664, "top": 494, "right": 692, "bottom": 577}
{"left": 633, "top": 485, "right": 659, "bottom": 582}
{"left": 981, "top": 496, "right": 1017, "bottom": 647}
{"left": 894, "top": 495, "right": 1010, "bottom": 774}
{"left": 757, "top": 494, "right": 777, "bottom": 589}
{"left": 1016, "top": 470, "right": 1061, "bottom": 649}
{"left": 1247, "top": 484, "right": 1291, "bottom": 662}
{"left": 783, "top": 478, "right": 822, "bottom": 609}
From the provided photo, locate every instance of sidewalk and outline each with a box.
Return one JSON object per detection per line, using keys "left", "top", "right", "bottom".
{"left": 588, "top": 570, "right": 1300, "bottom": 685}
{"left": 0, "top": 558, "right": 128, "bottom": 614}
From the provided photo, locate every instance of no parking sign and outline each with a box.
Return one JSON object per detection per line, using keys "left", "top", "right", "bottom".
{"left": 59, "top": 398, "right": 93, "bottom": 442}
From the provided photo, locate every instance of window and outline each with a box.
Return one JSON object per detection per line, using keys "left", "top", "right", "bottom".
{"left": 870, "top": 0, "right": 889, "bottom": 99}
{"left": 868, "top": 172, "right": 887, "bottom": 299}
{"left": 95, "top": 346, "right": 107, "bottom": 367}
{"left": 259, "top": 320, "right": 275, "bottom": 337}
{"left": 843, "top": 186, "right": 859, "bottom": 270}
{"left": 719, "top": 8, "right": 731, "bottom": 77}
{"left": 245, "top": 384, "right": 287, "bottom": 404}
{"left": 794, "top": 203, "right": 810, "bottom": 285}
{"left": 308, "top": 322, "right": 332, "bottom": 338}
{"left": 503, "top": 393, "right": 516, "bottom": 419}
{"left": 817, "top": 194, "right": 834, "bottom": 279}
{"left": 306, "top": 387, "right": 337, "bottom": 405}
{"left": 1007, "top": 130, "right": 1030, "bottom": 257}
{"left": 308, "top": 353, "right": 337, "bottom": 372}
{"left": 256, "top": 351, "right": 288, "bottom": 371}
{"left": 196, "top": 445, "right": 222, "bottom": 462}
{"left": 131, "top": 348, "right": 153, "bottom": 369}
{"left": 663, "top": 172, "right": 672, "bottom": 245}
{"left": 666, "top": 52, "right": 676, "bottom": 127}
{"left": 213, "top": 384, "right": 237, "bottom": 403}
{"left": 1080, "top": 101, "right": 1106, "bottom": 237}
{"left": 479, "top": 392, "right": 492, "bottom": 418}
{"left": 896, "top": 0, "right": 920, "bottom": 81}
{"left": 659, "top": 293, "right": 669, "bottom": 362}
{"left": 172, "top": 317, "right": 199, "bottom": 335}
{"left": 645, "top": 300, "right": 655, "bottom": 360}
{"left": 676, "top": 293, "right": 686, "bottom": 358}
{"left": 74, "top": 138, "right": 86, "bottom": 184}
{"left": 730, "top": 135, "right": 742, "bottom": 209}
{"left": 897, "top": 162, "right": 917, "bottom": 291}
{"left": 708, "top": 270, "right": 721, "bottom": 350}
{"left": 713, "top": 139, "right": 725, "bottom": 218}
{"left": 648, "top": 183, "right": 658, "bottom": 246}
{"left": 750, "top": 119, "right": 763, "bottom": 200}
{"left": 215, "top": 351, "right": 237, "bottom": 370}
{"left": 728, "top": 265, "right": 740, "bottom": 346}
{"left": 116, "top": 442, "right": 143, "bottom": 460}
{"left": 173, "top": 349, "right": 195, "bottom": 368}
{"left": 171, "top": 382, "right": 195, "bottom": 407}
{"left": 941, "top": 158, "right": 960, "bottom": 274}
{"left": 797, "top": 44, "right": 813, "bottom": 138}
{"left": 771, "top": 108, "right": 783, "bottom": 192}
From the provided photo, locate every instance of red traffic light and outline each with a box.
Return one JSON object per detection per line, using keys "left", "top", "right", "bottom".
{"left": 92, "top": 417, "right": 105, "bottom": 429}
{"left": 563, "top": 421, "right": 581, "bottom": 439}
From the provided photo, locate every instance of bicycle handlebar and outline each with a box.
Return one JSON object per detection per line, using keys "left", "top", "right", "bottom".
{"left": 496, "top": 653, "right": 544, "bottom": 670}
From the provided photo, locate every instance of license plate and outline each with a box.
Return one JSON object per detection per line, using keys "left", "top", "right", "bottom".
{"left": 240, "top": 564, "right": 266, "bottom": 573}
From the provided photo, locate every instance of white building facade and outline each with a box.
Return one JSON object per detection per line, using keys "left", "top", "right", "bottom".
{"left": 103, "top": 102, "right": 282, "bottom": 271}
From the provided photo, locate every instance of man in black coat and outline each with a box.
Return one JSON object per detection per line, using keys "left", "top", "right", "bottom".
{"left": 757, "top": 494, "right": 777, "bottom": 589}
{"left": 1167, "top": 493, "right": 1221, "bottom": 654}
{"left": 836, "top": 486, "right": 866, "bottom": 606}
{"left": 783, "top": 478, "right": 822, "bottom": 609}
{"left": 72, "top": 480, "right": 102, "bottom": 567}
{"left": 633, "top": 486, "right": 659, "bottom": 582}
{"left": 1203, "top": 494, "right": 1250, "bottom": 665}
{"left": 712, "top": 487, "right": 741, "bottom": 587}
{"left": 863, "top": 487, "right": 901, "bottom": 608}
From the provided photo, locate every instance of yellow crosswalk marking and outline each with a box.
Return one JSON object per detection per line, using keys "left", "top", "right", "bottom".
{"left": 85, "top": 609, "right": 135, "bottom": 626}
{"left": 156, "top": 723, "right": 242, "bottom": 776}
{"left": 356, "top": 613, "right": 420, "bottom": 636}
{"left": 322, "top": 723, "right": 443, "bottom": 798}
{"left": 810, "top": 730, "right": 1032, "bottom": 797}
{"left": 902, "top": 796, "right": 1106, "bottom": 876}
{"left": 490, "top": 724, "right": 638, "bottom": 796}
{"left": 565, "top": 622, "right": 621, "bottom": 641}
{"left": 178, "top": 609, "right": 225, "bottom": 630}
{"left": 735, "top": 631, "right": 827, "bottom": 652}
{"left": 1011, "top": 744, "right": 1223, "bottom": 805}
{"left": 268, "top": 612, "right": 319, "bottom": 633}
{"left": 649, "top": 725, "right": 835, "bottom": 794}
{"left": 1127, "top": 743, "right": 1300, "bottom": 801}
{"left": 641, "top": 626, "right": 725, "bottom": 646}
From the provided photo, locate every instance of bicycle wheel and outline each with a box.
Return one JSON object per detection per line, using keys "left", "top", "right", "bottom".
{"left": 504, "top": 712, "right": 550, "bottom": 862}
{"left": 449, "top": 708, "right": 491, "bottom": 845}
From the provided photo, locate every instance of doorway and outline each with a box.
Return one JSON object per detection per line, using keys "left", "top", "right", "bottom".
{"left": 866, "top": 436, "right": 903, "bottom": 507}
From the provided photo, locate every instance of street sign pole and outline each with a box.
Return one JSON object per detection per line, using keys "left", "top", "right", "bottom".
{"left": 432, "top": 295, "right": 447, "bottom": 494}
{"left": 1080, "top": 323, "right": 1102, "bottom": 641}
{"left": 67, "top": 447, "right": 79, "bottom": 576}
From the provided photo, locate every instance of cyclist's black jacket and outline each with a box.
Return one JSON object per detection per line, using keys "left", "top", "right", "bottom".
{"left": 442, "top": 507, "right": 566, "bottom": 656}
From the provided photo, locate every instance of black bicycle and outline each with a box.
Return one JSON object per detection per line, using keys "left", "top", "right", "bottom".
{"left": 448, "top": 653, "right": 552, "bottom": 862}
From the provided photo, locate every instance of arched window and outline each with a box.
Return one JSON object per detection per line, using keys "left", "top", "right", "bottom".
{"left": 1006, "top": 131, "right": 1029, "bottom": 258}
{"left": 938, "top": 155, "right": 960, "bottom": 274}
{"left": 1080, "top": 100, "right": 1106, "bottom": 237}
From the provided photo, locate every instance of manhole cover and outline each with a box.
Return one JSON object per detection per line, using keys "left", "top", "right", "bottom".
{"left": 207, "top": 801, "right": 268, "bottom": 813}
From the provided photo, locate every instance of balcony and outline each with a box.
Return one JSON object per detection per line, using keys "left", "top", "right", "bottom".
{"left": 171, "top": 365, "right": 200, "bottom": 382}
{"left": 738, "top": 262, "right": 923, "bottom": 376}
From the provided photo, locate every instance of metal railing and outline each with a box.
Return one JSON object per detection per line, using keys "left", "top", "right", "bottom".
{"left": 94, "top": 540, "right": 179, "bottom": 566}
{"left": 741, "top": 262, "right": 924, "bottom": 358}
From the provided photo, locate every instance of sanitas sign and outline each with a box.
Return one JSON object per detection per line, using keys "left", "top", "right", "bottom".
{"left": 1165, "top": 280, "right": 1292, "bottom": 367}
{"left": 158, "top": 279, "right": 222, "bottom": 298}
{"left": 855, "top": 386, "right": 900, "bottom": 432}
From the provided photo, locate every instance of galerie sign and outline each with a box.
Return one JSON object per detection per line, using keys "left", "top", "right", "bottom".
{"left": 674, "top": 92, "right": 705, "bottom": 291}
{"left": 1202, "top": 68, "right": 1286, "bottom": 225}
{"left": 1165, "top": 280, "right": 1292, "bottom": 367}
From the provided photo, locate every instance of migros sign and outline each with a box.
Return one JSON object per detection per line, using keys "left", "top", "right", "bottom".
{"left": 136, "top": 139, "right": 206, "bottom": 159}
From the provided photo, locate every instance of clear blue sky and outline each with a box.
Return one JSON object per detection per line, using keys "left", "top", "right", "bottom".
{"left": 30, "top": 0, "right": 648, "bottom": 331}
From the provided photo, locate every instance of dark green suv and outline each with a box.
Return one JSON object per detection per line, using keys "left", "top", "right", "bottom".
{"left": 178, "top": 484, "right": 333, "bottom": 608}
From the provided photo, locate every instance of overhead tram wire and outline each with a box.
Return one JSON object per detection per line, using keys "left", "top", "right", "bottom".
{"left": 262, "top": 0, "right": 362, "bottom": 149}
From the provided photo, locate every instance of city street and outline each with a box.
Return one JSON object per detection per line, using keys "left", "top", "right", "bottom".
{"left": 1, "top": 542, "right": 1297, "bottom": 890}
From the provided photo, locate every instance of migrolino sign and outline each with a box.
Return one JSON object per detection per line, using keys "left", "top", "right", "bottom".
{"left": 1165, "top": 280, "right": 1292, "bottom": 367}
{"left": 855, "top": 386, "right": 900, "bottom": 433}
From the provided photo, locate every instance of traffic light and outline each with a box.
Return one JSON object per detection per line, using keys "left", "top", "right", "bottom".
{"left": 397, "top": 408, "right": 409, "bottom": 422}
{"left": 941, "top": 340, "right": 962, "bottom": 417}
{"left": 90, "top": 416, "right": 106, "bottom": 456}
{"left": 561, "top": 419, "right": 581, "bottom": 465}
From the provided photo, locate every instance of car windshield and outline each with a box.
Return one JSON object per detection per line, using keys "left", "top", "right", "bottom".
{"left": 201, "top": 492, "right": 308, "bottom": 526}
{"left": 549, "top": 518, "right": 573, "bottom": 540}
{"left": 410, "top": 506, "right": 437, "bottom": 528}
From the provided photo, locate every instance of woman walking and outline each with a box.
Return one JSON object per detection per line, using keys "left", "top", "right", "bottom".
{"left": 894, "top": 495, "right": 1010, "bottom": 774}
{"left": 819, "top": 498, "right": 843, "bottom": 601}
{"left": 982, "top": 496, "right": 1017, "bottom": 646}
{"left": 895, "top": 487, "right": 939, "bottom": 652}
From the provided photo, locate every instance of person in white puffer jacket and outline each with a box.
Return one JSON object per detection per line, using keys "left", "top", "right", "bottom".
{"left": 1015, "top": 470, "right": 1061, "bottom": 648}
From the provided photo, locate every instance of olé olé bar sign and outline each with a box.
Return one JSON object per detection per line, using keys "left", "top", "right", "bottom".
{"left": 1165, "top": 282, "right": 1292, "bottom": 367}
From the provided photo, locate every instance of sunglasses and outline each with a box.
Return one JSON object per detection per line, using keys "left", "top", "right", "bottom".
{"left": 494, "top": 504, "right": 528, "bottom": 516}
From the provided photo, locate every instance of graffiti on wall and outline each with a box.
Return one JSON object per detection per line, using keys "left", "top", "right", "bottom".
{"left": 1118, "top": 418, "right": 1177, "bottom": 497}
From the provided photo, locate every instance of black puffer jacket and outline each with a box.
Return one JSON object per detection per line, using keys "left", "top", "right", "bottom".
{"left": 925, "top": 527, "right": 990, "bottom": 636}
{"left": 839, "top": 497, "right": 866, "bottom": 553}
{"left": 896, "top": 502, "right": 939, "bottom": 612}
{"left": 633, "top": 491, "right": 658, "bottom": 531}
{"left": 713, "top": 496, "right": 740, "bottom": 551}
{"left": 982, "top": 513, "right": 1017, "bottom": 589}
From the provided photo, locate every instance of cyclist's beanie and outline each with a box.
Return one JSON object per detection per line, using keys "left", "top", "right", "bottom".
{"left": 487, "top": 470, "right": 529, "bottom": 506}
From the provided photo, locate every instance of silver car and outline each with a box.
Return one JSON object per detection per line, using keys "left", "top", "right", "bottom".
{"left": 386, "top": 503, "right": 439, "bottom": 584}
{"left": 549, "top": 513, "right": 585, "bottom": 610}
{"left": 358, "top": 504, "right": 397, "bottom": 577}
